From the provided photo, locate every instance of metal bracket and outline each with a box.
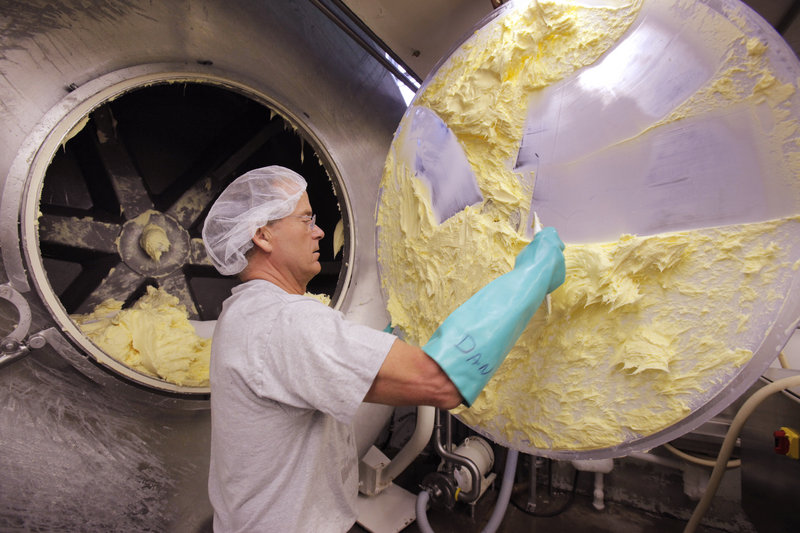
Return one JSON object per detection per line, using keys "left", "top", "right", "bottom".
{"left": 0, "top": 283, "right": 47, "bottom": 369}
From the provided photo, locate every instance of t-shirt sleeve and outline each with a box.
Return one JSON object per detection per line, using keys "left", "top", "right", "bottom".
{"left": 255, "top": 298, "right": 395, "bottom": 425}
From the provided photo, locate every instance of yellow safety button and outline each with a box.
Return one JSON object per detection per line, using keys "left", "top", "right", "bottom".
{"left": 774, "top": 427, "right": 800, "bottom": 460}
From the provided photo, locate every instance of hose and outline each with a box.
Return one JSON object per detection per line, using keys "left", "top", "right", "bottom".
{"left": 416, "top": 491, "right": 433, "bottom": 533}
{"left": 481, "top": 449, "right": 519, "bottom": 532}
{"left": 416, "top": 449, "right": 520, "bottom": 533}
{"left": 663, "top": 442, "right": 741, "bottom": 469}
{"left": 668, "top": 347, "right": 798, "bottom": 471}
{"left": 683, "top": 375, "right": 800, "bottom": 533}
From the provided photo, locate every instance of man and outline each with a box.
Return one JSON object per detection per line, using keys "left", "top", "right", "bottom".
{"left": 202, "top": 166, "right": 565, "bottom": 532}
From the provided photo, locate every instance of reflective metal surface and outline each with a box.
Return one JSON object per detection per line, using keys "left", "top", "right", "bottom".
{"left": 23, "top": 71, "right": 350, "bottom": 394}
{"left": 0, "top": 0, "right": 406, "bottom": 529}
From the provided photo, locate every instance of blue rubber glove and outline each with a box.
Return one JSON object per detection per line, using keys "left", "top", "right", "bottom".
{"left": 423, "top": 227, "right": 565, "bottom": 406}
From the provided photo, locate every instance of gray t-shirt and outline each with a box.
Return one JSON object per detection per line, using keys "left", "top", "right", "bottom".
{"left": 208, "top": 280, "right": 395, "bottom": 532}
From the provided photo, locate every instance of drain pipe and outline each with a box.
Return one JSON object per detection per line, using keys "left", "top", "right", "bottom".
{"left": 571, "top": 459, "right": 614, "bottom": 511}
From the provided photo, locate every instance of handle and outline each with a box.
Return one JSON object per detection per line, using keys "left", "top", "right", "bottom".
{"left": 0, "top": 283, "right": 46, "bottom": 369}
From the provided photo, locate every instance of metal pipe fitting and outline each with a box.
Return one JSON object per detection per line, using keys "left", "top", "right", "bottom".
{"left": 432, "top": 409, "right": 482, "bottom": 503}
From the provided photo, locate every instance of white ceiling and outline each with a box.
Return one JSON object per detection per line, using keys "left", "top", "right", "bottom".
{"left": 342, "top": 0, "right": 800, "bottom": 82}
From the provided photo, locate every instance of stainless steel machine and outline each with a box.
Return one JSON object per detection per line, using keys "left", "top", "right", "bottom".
{"left": 0, "top": 1, "right": 407, "bottom": 530}
{"left": 3, "top": 1, "right": 800, "bottom": 532}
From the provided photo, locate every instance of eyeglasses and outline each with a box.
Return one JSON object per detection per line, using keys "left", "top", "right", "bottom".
{"left": 289, "top": 213, "right": 316, "bottom": 231}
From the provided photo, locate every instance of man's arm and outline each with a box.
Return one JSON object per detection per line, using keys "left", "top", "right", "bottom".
{"left": 367, "top": 227, "right": 565, "bottom": 409}
{"left": 364, "top": 338, "right": 463, "bottom": 409}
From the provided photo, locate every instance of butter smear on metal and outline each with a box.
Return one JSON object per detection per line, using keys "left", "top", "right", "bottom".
{"left": 378, "top": 1, "right": 800, "bottom": 450}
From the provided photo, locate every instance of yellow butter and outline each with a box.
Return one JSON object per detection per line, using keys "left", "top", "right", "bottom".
{"left": 72, "top": 286, "right": 210, "bottom": 387}
{"left": 378, "top": 1, "right": 800, "bottom": 450}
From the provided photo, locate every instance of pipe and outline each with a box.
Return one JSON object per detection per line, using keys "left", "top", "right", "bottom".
{"left": 383, "top": 405, "right": 435, "bottom": 483}
{"left": 684, "top": 375, "right": 800, "bottom": 533}
{"left": 571, "top": 459, "right": 613, "bottom": 511}
{"left": 592, "top": 472, "right": 605, "bottom": 511}
{"left": 481, "top": 449, "right": 518, "bottom": 532}
{"left": 663, "top": 442, "right": 741, "bottom": 469}
{"left": 445, "top": 408, "right": 453, "bottom": 456}
{"left": 627, "top": 450, "right": 686, "bottom": 470}
{"left": 416, "top": 490, "right": 434, "bottom": 533}
{"left": 433, "top": 409, "right": 482, "bottom": 502}
{"left": 415, "top": 449, "right": 520, "bottom": 533}
{"left": 526, "top": 455, "right": 539, "bottom": 511}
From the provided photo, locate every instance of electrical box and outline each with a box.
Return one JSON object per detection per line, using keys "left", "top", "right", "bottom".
{"left": 741, "top": 370, "right": 800, "bottom": 532}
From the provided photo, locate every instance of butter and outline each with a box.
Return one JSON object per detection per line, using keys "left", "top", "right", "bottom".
{"left": 377, "top": 1, "right": 800, "bottom": 450}
{"left": 333, "top": 219, "right": 345, "bottom": 258}
{"left": 71, "top": 285, "right": 335, "bottom": 387}
{"left": 306, "top": 291, "right": 332, "bottom": 306}
{"left": 72, "top": 286, "right": 210, "bottom": 387}
{"left": 139, "top": 223, "right": 171, "bottom": 261}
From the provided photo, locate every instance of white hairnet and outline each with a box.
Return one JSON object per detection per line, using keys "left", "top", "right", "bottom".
{"left": 202, "top": 166, "right": 307, "bottom": 275}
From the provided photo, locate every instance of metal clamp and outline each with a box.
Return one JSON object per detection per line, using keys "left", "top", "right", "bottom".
{"left": 0, "top": 283, "right": 47, "bottom": 369}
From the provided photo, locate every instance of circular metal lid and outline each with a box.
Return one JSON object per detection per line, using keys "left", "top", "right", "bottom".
{"left": 377, "top": 0, "right": 800, "bottom": 458}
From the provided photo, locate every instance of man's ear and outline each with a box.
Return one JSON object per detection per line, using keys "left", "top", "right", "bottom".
{"left": 251, "top": 226, "right": 273, "bottom": 253}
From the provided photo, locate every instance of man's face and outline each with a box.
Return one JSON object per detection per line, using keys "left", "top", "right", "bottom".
{"left": 266, "top": 192, "right": 325, "bottom": 290}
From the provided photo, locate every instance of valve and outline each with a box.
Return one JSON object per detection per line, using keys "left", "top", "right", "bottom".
{"left": 419, "top": 471, "right": 458, "bottom": 510}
